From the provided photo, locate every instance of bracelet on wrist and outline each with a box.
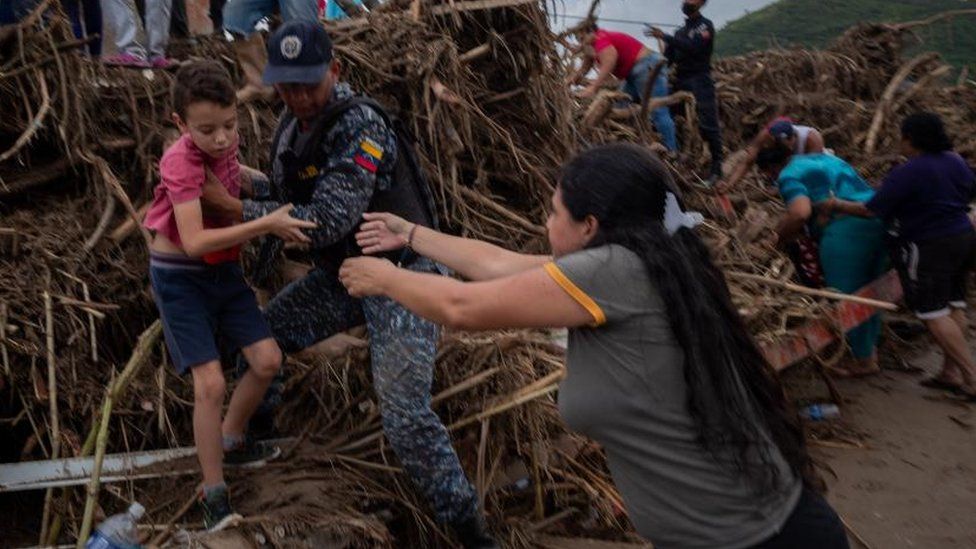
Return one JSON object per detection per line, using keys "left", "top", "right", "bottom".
{"left": 406, "top": 224, "right": 419, "bottom": 249}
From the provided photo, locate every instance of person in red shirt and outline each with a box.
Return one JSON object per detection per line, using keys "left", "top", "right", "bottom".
{"left": 568, "top": 23, "right": 677, "bottom": 151}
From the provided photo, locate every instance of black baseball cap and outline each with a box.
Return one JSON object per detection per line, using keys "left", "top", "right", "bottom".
{"left": 263, "top": 21, "right": 334, "bottom": 85}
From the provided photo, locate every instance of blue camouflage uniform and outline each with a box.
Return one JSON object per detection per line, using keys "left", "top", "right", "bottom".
{"left": 663, "top": 12, "right": 724, "bottom": 178}
{"left": 242, "top": 82, "right": 479, "bottom": 524}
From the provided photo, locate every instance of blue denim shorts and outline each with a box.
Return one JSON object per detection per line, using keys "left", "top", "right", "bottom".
{"left": 150, "top": 252, "right": 272, "bottom": 374}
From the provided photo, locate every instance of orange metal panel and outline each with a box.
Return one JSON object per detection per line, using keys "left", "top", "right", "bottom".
{"left": 761, "top": 270, "right": 903, "bottom": 371}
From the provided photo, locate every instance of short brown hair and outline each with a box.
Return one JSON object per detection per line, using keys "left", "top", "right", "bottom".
{"left": 171, "top": 60, "right": 236, "bottom": 118}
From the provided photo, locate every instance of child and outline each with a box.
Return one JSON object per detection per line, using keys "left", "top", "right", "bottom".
{"left": 144, "top": 60, "right": 315, "bottom": 531}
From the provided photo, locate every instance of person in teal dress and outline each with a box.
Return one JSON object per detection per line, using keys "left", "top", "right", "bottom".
{"left": 758, "top": 146, "right": 887, "bottom": 376}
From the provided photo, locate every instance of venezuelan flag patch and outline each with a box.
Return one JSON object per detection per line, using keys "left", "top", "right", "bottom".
{"left": 354, "top": 154, "right": 378, "bottom": 173}
{"left": 359, "top": 138, "right": 384, "bottom": 161}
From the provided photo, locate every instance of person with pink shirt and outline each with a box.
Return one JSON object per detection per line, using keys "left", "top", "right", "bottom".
{"left": 569, "top": 23, "right": 677, "bottom": 151}
{"left": 144, "top": 60, "right": 315, "bottom": 531}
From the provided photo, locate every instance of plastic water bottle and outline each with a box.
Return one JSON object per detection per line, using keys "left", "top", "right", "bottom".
{"left": 85, "top": 502, "right": 145, "bottom": 549}
{"left": 800, "top": 403, "right": 841, "bottom": 421}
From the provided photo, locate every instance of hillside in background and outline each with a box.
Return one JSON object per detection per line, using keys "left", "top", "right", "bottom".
{"left": 717, "top": 0, "right": 976, "bottom": 73}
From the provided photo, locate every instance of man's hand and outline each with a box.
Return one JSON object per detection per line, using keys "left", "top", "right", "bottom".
{"left": 339, "top": 256, "right": 398, "bottom": 298}
{"left": 201, "top": 174, "right": 241, "bottom": 220}
{"left": 645, "top": 25, "right": 666, "bottom": 40}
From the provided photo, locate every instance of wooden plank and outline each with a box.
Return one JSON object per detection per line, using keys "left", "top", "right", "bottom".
{"left": 0, "top": 447, "right": 197, "bottom": 492}
{"left": 0, "top": 438, "right": 293, "bottom": 492}
{"left": 762, "top": 270, "right": 903, "bottom": 371}
{"left": 329, "top": 0, "right": 538, "bottom": 29}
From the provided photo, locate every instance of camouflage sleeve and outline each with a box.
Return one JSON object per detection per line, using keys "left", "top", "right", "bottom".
{"left": 241, "top": 108, "right": 397, "bottom": 250}
{"left": 250, "top": 173, "right": 271, "bottom": 200}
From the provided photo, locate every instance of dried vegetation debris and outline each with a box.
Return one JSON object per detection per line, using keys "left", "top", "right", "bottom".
{"left": 1, "top": 1, "right": 975, "bottom": 546}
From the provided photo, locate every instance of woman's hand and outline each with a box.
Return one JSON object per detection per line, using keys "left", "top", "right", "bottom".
{"left": 339, "top": 256, "right": 398, "bottom": 298}
{"left": 264, "top": 204, "right": 317, "bottom": 243}
{"left": 645, "top": 26, "right": 666, "bottom": 40}
{"left": 816, "top": 196, "right": 836, "bottom": 215}
{"left": 813, "top": 196, "right": 836, "bottom": 227}
{"left": 355, "top": 212, "right": 413, "bottom": 254}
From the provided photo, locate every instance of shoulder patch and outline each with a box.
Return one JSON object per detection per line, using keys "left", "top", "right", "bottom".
{"left": 354, "top": 154, "right": 378, "bottom": 173}
{"left": 359, "top": 137, "right": 384, "bottom": 161}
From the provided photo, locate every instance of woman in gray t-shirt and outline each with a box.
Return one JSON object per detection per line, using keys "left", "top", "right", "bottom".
{"left": 338, "top": 143, "right": 849, "bottom": 549}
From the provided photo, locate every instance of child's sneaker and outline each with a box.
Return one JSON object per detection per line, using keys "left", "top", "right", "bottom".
{"left": 223, "top": 436, "right": 281, "bottom": 468}
{"left": 198, "top": 484, "right": 242, "bottom": 532}
{"left": 102, "top": 53, "right": 150, "bottom": 68}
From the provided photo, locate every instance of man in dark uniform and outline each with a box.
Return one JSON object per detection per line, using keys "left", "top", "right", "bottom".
{"left": 201, "top": 20, "right": 497, "bottom": 549}
{"left": 647, "top": 0, "right": 724, "bottom": 184}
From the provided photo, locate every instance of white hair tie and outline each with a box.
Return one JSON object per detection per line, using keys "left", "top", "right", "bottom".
{"left": 663, "top": 192, "right": 704, "bottom": 235}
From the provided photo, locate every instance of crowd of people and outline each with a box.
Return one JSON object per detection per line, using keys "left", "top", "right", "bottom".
{"left": 0, "top": 0, "right": 373, "bottom": 99}
{"left": 6, "top": 0, "right": 975, "bottom": 547}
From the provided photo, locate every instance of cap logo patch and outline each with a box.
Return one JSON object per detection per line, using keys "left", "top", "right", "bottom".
{"left": 281, "top": 36, "right": 302, "bottom": 60}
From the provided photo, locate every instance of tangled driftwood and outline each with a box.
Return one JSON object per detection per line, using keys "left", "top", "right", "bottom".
{"left": 2, "top": 1, "right": 976, "bottom": 546}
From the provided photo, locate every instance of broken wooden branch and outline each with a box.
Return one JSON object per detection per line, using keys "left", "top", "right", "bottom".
{"left": 726, "top": 271, "right": 898, "bottom": 311}
{"left": 456, "top": 185, "right": 546, "bottom": 235}
{"left": 0, "top": 70, "right": 51, "bottom": 164}
{"left": 460, "top": 43, "right": 492, "bottom": 64}
{"left": 39, "top": 291, "right": 59, "bottom": 545}
{"left": 0, "top": 157, "right": 72, "bottom": 198}
{"left": 83, "top": 194, "right": 117, "bottom": 253}
{"left": 75, "top": 321, "right": 162, "bottom": 547}
{"left": 864, "top": 53, "right": 938, "bottom": 155}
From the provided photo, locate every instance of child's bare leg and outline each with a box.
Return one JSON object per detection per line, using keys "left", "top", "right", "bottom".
{"left": 191, "top": 361, "right": 227, "bottom": 487}
{"left": 223, "top": 338, "right": 282, "bottom": 437}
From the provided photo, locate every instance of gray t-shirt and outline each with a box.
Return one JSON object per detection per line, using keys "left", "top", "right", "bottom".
{"left": 547, "top": 244, "right": 802, "bottom": 549}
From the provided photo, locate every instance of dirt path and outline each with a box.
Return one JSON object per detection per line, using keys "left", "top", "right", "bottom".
{"left": 818, "top": 347, "right": 976, "bottom": 549}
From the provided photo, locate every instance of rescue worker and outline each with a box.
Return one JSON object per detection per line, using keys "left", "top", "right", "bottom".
{"left": 646, "top": 0, "right": 724, "bottom": 184}
{"left": 199, "top": 21, "right": 497, "bottom": 548}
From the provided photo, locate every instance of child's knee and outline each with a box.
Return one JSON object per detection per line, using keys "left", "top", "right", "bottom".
{"left": 193, "top": 366, "right": 226, "bottom": 404}
{"left": 246, "top": 340, "right": 282, "bottom": 380}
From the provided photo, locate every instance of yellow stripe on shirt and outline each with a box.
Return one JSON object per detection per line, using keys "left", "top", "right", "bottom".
{"left": 543, "top": 262, "right": 607, "bottom": 327}
{"left": 360, "top": 139, "right": 384, "bottom": 160}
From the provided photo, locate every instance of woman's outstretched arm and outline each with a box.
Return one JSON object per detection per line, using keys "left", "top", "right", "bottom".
{"left": 356, "top": 212, "right": 550, "bottom": 281}
{"left": 339, "top": 257, "right": 595, "bottom": 331}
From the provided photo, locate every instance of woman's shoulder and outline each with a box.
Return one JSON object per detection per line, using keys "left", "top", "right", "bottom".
{"left": 896, "top": 152, "right": 968, "bottom": 178}
{"left": 561, "top": 243, "right": 642, "bottom": 267}
{"left": 555, "top": 244, "right": 646, "bottom": 286}
{"left": 940, "top": 151, "right": 974, "bottom": 175}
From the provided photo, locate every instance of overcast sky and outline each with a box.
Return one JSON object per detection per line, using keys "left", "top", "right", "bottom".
{"left": 552, "top": 0, "right": 778, "bottom": 49}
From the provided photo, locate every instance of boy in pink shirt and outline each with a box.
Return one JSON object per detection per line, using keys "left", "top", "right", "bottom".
{"left": 144, "top": 60, "right": 315, "bottom": 531}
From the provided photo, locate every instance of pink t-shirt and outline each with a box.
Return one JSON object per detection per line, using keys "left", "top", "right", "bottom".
{"left": 144, "top": 134, "right": 241, "bottom": 248}
{"left": 593, "top": 30, "right": 645, "bottom": 79}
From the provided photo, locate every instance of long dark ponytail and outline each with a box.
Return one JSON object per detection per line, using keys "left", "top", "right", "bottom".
{"left": 559, "top": 143, "right": 815, "bottom": 492}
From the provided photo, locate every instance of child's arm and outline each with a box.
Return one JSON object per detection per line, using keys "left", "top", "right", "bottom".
{"left": 173, "top": 199, "right": 315, "bottom": 257}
